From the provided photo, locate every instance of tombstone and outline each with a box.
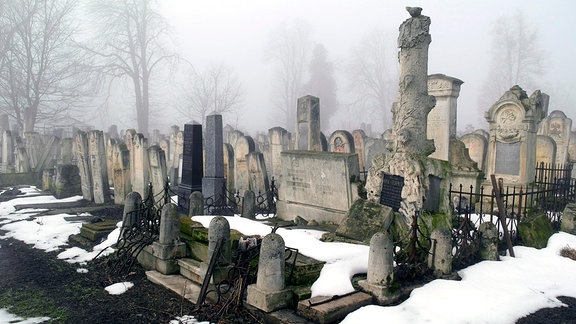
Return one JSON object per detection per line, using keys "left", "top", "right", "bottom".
{"left": 358, "top": 232, "right": 395, "bottom": 304}
{"left": 178, "top": 123, "right": 203, "bottom": 212}
{"left": 535, "top": 135, "right": 557, "bottom": 166}
{"left": 241, "top": 190, "right": 256, "bottom": 219}
{"left": 120, "top": 191, "right": 142, "bottom": 240}
{"left": 24, "top": 132, "right": 43, "bottom": 170}
{"left": 52, "top": 164, "right": 82, "bottom": 199}
{"left": 131, "top": 133, "right": 150, "bottom": 198}
{"left": 111, "top": 142, "right": 131, "bottom": 205}
{"left": 428, "top": 228, "right": 452, "bottom": 275}
{"left": 148, "top": 145, "right": 168, "bottom": 199}
{"left": 234, "top": 135, "right": 255, "bottom": 194}
{"left": 460, "top": 132, "right": 488, "bottom": 173}
{"left": 74, "top": 131, "right": 93, "bottom": 201}
{"left": 0, "top": 114, "right": 9, "bottom": 135}
{"left": 188, "top": 191, "right": 204, "bottom": 217}
{"left": 151, "top": 129, "right": 161, "bottom": 145}
{"left": 246, "top": 233, "right": 293, "bottom": 312}
{"left": 227, "top": 129, "right": 244, "bottom": 149}
{"left": 484, "top": 86, "right": 546, "bottom": 187}
{"left": 107, "top": 125, "right": 119, "bottom": 139}
{"left": 328, "top": 130, "right": 355, "bottom": 153}
{"left": 143, "top": 203, "right": 186, "bottom": 274}
{"left": 173, "top": 129, "right": 184, "bottom": 184}
{"left": 106, "top": 138, "right": 116, "bottom": 187}
{"left": 88, "top": 130, "right": 110, "bottom": 204}
{"left": 208, "top": 216, "right": 231, "bottom": 282}
{"left": 223, "top": 143, "right": 235, "bottom": 195}
{"left": 427, "top": 74, "right": 463, "bottom": 161}
{"left": 478, "top": 222, "right": 499, "bottom": 261}
{"left": 168, "top": 125, "right": 180, "bottom": 184}
{"left": 2, "top": 130, "right": 14, "bottom": 173}
{"left": 202, "top": 114, "right": 226, "bottom": 207}
{"left": 352, "top": 130, "right": 367, "bottom": 173}
{"left": 538, "top": 110, "right": 573, "bottom": 165}
{"left": 124, "top": 129, "right": 137, "bottom": 191}
{"left": 268, "top": 127, "right": 291, "bottom": 179}
{"left": 59, "top": 138, "right": 74, "bottom": 165}
{"left": 296, "top": 95, "right": 322, "bottom": 151}
{"left": 223, "top": 124, "right": 234, "bottom": 144}
{"left": 247, "top": 152, "right": 270, "bottom": 196}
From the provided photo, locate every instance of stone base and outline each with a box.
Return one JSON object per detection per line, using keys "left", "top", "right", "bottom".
{"left": 137, "top": 244, "right": 185, "bottom": 275}
{"left": 246, "top": 284, "right": 293, "bottom": 313}
{"left": 80, "top": 220, "right": 118, "bottom": 241}
{"left": 152, "top": 241, "right": 186, "bottom": 260}
{"left": 358, "top": 280, "right": 401, "bottom": 305}
{"left": 178, "top": 258, "right": 233, "bottom": 286}
{"left": 297, "top": 291, "right": 372, "bottom": 323}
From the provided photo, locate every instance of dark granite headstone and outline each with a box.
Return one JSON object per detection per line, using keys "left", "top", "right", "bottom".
{"left": 178, "top": 123, "right": 203, "bottom": 211}
{"left": 423, "top": 175, "right": 441, "bottom": 213}
{"left": 495, "top": 141, "right": 520, "bottom": 175}
{"left": 379, "top": 173, "right": 404, "bottom": 212}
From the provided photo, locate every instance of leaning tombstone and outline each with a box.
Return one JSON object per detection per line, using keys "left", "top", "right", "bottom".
{"left": 246, "top": 233, "right": 293, "bottom": 312}
{"left": 208, "top": 216, "right": 232, "bottom": 283}
{"left": 241, "top": 190, "right": 256, "bottom": 220}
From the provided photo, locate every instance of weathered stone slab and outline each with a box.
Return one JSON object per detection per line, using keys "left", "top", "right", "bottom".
{"left": 297, "top": 291, "right": 372, "bottom": 324}
{"left": 80, "top": 220, "right": 118, "bottom": 241}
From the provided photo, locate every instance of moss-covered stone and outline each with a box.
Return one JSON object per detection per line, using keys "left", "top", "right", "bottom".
{"left": 336, "top": 198, "right": 394, "bottom": 243}
{"left": 518, "top": 211, "right": 554, "bottom": 249}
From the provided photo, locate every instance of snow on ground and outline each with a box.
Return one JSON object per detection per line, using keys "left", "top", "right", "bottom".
{"left": 105, "top": 282, "right": 135, "bottom": 295}
{"left": 1, "top": 190, "right": 576, "bottom": 323}
{"left": 0, "top": 308, "right": 50, "bottom": 324}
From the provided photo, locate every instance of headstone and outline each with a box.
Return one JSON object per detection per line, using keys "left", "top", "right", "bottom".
{"left": 106, "top": 138, "right": 116, "bottom": 187}
{"left": 478, "top": 222, "right": 499, "bottom": 261}
{"left": 208, "top": 216, "right": 231, "bottom": 282}
{"left": 2, "top": 130, "right": 14, "bottom": 173}
{"left": 234, "top": 135, "right": 255, "bottom": 194}
{"left": 147, "top": 203, "right": 186, "bottom": 274}
{"left": 246, "top": 233, "right": 293, "bottom": 312}
{"left": 268, "top": 127, "right": 290, "bottom": 180}
{"left": 168, "top": 125, "right": 180, "bottom": 184}
{"left": 148, "top": 145, "right": 168, "bottom": 199}
{"left": 107, "top": 125, "right": 119, "bottom": 139}
{"left": 87, "top": 130, "right": 110, "bottom": 204}
{"left": 24, "top": 132, "right": 43, "bottom": 170}
{"left": 111, "top": 142, "right": 131, "bottom": 205}
{"left": 328, "top": 130, "right": 355, "bottom": 153}
{"left": 427, "top": 228, "right": 452, "bottom": 275}
{"left": 427, "top": 74, "right": 463, "bottom": 161}
{"left": 484, "top": 86, "right": 545, "bottom": 187}
{"left": 241, "top": 190, "right": 256, "bottom": 219}
{"left": 59, "top": 138, "right": 74, "bottom": 165}
{"left": 227, "top": 129, "right": 244, "bottom": 149}
{"left": 538, "top": 110, "right": 572, "bottom": 165}
{"left": 460, "top": 132, "right": 488, "bottom": 173}
{"left": 352, "top": 130, "right": 367, "bottom": 173}
{"left": 131, "top": 133, "right": 150, "bottom": 198}
{"left": 120, "top": 191, "right": 142, "bottom": 240}
{"left": 151, "top": 129, "right": 161, "bottom": 145}
{"left": 223, "top": 143, "right": 235, "bottom": 194}
{"left": 202, "top": 114, "right": 226, "bottom": 207}
{"left": 188, "top": 191, "right": 204, "bottom": 217}
{"left": 535, "top": 135, "right": 556, "bottom": 166}
{"left": 124, "top": 129, "right": 137, "bottom": 191}
{"left": 178, "top": 123, "right": 203, "bottom": 212}
{"left": 74, "top": 131, "right": 93, "bottom": 201}
{"left": 358, "top": 232, "right": 394, "bottom": 304}
{"left": 247, "top": 152, "right": 270, "bottom": 195}
{"left": 296, "top": 95, "right": 322, "bottom": 151}
{"left": 52, "top": 164, "right": 82, "bottom": 199}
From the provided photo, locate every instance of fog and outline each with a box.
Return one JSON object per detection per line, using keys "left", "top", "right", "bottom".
{"left": 105, "top": 0, "right": 576, "bottom": 135}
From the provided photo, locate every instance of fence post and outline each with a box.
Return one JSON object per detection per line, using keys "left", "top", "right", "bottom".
{"left": 491, "top": 175, "right": 515, "bottom": 257}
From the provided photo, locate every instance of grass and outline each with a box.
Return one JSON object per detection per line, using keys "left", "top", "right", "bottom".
{"left": 0, "top": 288, "right": 69, "bottom": 322}
{"left": 559, "top": 246, "right": 576, "bottom": 261}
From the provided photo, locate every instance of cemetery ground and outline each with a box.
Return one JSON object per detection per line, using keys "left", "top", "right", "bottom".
{"left": 2, "top": 187, "right": 576, "bottom": 323}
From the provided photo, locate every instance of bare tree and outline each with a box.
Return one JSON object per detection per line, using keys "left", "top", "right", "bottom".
{"left": 479, "top": 13, "right": 545, "bottom": 112}
{"left": 178, "top": 64, "right": 244, "bottom": 125}
{"left": 264, "top": 20, "right": 312, "bottom": 131}
{"left": 0, "top": 0, "right": 91, "bottom": 133}
{"left": 84, "top": 0, "right": 175, "bottom": 135}
{"left": 345, "top": 29, "right": 398, "bottom": 132}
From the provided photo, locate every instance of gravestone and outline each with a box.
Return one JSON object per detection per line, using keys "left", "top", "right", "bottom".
{"left": 124, "top": 129, "right": 137, "bottom": 191}
{"left": 268, "top": 127, "right": 290, "bottom": 179}
{"left": 296, "top": 95, "right": 322, "bottom": 151}
{"left": 535, "top": 135, "right": 556, "bottom": 166}
{"left": 107, "top": 125, "right": 119, "bottom": 139}
{"left": 130, "top": 133, "right": 149, "bottom": 198}
{"left": 74, "top": 131, "right": 93, "bottom": 201}
{"left": 538, "top": 110, "right": 572, "bottom": 165}
{"left": 24, "top": 132, "right": 43, "bottom": 170}
{"left": 2, "top": 130, "right": 14, "bottom": 173}
{"left": 111, "top": 141, "right": 131, "bottom": 205}
{"left": 148, "top": 145, "right": 168, "bottom": 199}
{"left": 234, "top": 135, "right": 255, "bottom": 194}
{"left": 460, "top": 132, "right": 488, "bottom": 173}
{"left": 227, "top": 129, "right": 244, "bottom": 149}
{"left": 247, "top": 152, "right": 270, "bottom": 195}
{"left": 427, "top": 74, "right": 463, "bottom": 161}
{"left": 202, "top": 114, "right": 226, "bottom": 207}
{"left": 358, "top": 232, "right": 395, "bottom": 304}
{"left": 223, "top": 143, "right": 235, "bottom": 194}
{"left": 329, "top": 130, "right": 355, "bottom": 153}
{"left": 88, "top": 130, "right": 110, "bottom": 204}
{"left": 352, "top": 130, "right": 367, "bottom": 173}
{"left": 168, "top": 125, "right": 180, "bottom": 184}
{"left": 178, "top": 123, "right": 203, "bottom": 212}
{"left": 106, "top": 138, "right": 116, "bottom": 187}
{"left": 59, "top": 138, "right": 74, "bottom": 165}
{"left": 484, "top": 85, "right": 546, "bottom": 187}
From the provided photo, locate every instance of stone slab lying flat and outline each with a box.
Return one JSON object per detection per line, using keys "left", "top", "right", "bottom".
{"left": 297, "top": 291, "right": 372, "bottom": 324}
{"left": 145, "top": 270, "right": 202, "bottom": 303}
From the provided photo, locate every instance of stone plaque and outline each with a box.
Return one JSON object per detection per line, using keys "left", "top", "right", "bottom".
{"left": 379, "top": 173, "right": 404, "bottom": 212}
{"left": 495, "top": 141, "right": 520, "bottom": 175}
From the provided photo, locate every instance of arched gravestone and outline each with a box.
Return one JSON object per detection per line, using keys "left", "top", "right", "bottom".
{"left": 328, "top": 130, "right": 355, "bottom": 153}
{"left": 268, "top": 127, "right": 290, "bottom": 179}
{"left": 535, "top": 135, "right": 556, "bottom": 166}
{"left": 352, "top": 129, "right": 367, "bottom": 173}
{"left": 538, "top": 110, "right": 573, "bottom": 165}
{"left": 460, "top": 132, "right": 488, "bottom": 173}
{"left": 484, "top": 86, "right": 546, "bottom": 186}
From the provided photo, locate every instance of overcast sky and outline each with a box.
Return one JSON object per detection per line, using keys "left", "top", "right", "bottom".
{"left": 151, "top": 0, "right": 576, "bottom": 136}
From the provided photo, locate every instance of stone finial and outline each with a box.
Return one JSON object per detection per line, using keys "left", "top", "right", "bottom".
{"left": 406, "top": 7, "right": 422, "bottom": 17}
{"left": 398, "top": 7, "right": 431, "bottom": 49}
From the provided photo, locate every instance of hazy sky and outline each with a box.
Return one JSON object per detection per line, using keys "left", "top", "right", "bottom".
{"left": 150, "top": 0, "right": 576, "bottom": 136}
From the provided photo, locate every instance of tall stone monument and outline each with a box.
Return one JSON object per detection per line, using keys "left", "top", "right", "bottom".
{"left": 365, "top": 7, "right": 438, "bottom": 222}
{"left": 178, "top": 122, "right": 203, "bottom": 212}
{"left": 202, "top": 114, "right": 226, "bottom": 207}
{"left": 295, "top": 95, "right": 322, "bottom": 151}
